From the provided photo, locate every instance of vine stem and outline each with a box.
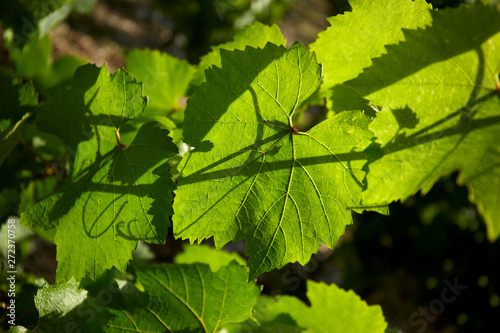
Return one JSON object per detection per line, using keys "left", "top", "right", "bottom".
{"left": 17, "top": 139, "right": 51, "bottom": 168}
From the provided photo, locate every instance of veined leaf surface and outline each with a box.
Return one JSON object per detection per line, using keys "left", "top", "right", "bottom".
{"left": 174, "top": 42, "right": 384, "bottom": 279}
{"left": 336, "top": 4, "right": 500, "bottom": 240}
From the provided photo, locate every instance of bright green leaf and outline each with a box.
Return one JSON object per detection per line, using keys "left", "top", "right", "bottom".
{"left": 337, "top": 4, "right": 500, "bottom": 240}
{"left": 271, "top": 281, "right": 387, "bottom": 332}
{"left": 173, "top": 42, "right": 385, "bottom": 280}
{"left": 21, "top": 65, "right": 177, "bottom": 282}
{"left": 310, "top": 0, "right": 432, "bottom": 108}
{"left": 5, "top": 34, "right": 51, "bottom": 79}
{"left": 106, "top": 262, "right": 260, "bottom": 333}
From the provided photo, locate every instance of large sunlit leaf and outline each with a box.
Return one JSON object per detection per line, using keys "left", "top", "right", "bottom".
{"left": 336, "top": 4, "right": 500, "bottom": 240}
{"left": 21, "top": 65, "right": 177, "bottom": 281}
{"left": 173, "top": 42, "right": 385, "bottom": 280}
{"left": 106, "top": 262, "right": 260, "bottom": 333}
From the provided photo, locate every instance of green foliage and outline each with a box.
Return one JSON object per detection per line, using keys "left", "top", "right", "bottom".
{"left": 2, "top": 1, "right": 500, "bottom": 332}
{"left": 0, "top": 0, "right": 97, "bottom": 47}
{"left": 0, "top": 74, "right": 37, "bottom": 166}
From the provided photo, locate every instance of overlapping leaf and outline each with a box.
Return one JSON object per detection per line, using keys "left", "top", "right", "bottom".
{"left": 271, "top": 281, "right": 387, "bottom": 332}
{"left": 336, "top": 4, "right": 500, "bottom": 239}
{"left": 174, "top": 243, "right": 247, "bottom": 272}
{"left": 126, "top": 49, "right": 195, "bottom": 119}
{"left": 310, "top": 0, "right": 432, "bottom": 108}
{"left": 21, "top": 65, "right": 177, "bottom": 281}
{"left": 173, "top": 42, "right": 385, "bottom": 280}
{"left": 224, "top": 281, "right": 387, "bottom": 332}
{"left": 106, "top": 262, "right": 260, "bottom": 333}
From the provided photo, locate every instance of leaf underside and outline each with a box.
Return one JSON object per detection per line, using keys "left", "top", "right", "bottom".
{"left": 106, "top": 262, "right": 260, "bottom": 333}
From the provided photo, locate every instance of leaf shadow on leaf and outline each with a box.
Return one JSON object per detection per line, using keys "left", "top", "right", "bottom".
{"left": 183, "top": 45, "right": 287, "bottom": 148}
{"left": 342, "top": 14, "right": 500, "bottom": 206}
{"left": 41, "top": 123, "right": 174, "bottom": 243}
{"left": 180, "top": 82, "right": 364, "bottom": 188}
{"left": 330, "top": 5, "right": 500, "bottom": 114}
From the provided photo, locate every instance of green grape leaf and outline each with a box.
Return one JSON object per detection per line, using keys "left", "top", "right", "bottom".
{"left": 174, "top": 243, "right": 247, "bottom": 272}
{"left": 125, "top": 49, "right": 196, "bottom": 120}
{"left": 337, "top": 4, "right": 500, "bottom": 240}
{"left": 106, "top": 262, "right": 260, "bottom": 333}
{"left": 20, "top": 65, "right": 177, "bottom": 282}
{"left": 310, "top": 0, "right": 432, "bottom": 107}
{"left": 173, "top": 42, "right": 385, "bottom": 280}
{"left": 271, "top": 281, "right": 387, "bottom": 332}
{"left": 8, "top": 280, "right": 111, "bottom": 333}
{"left": 194, "top": 21, "right": 287, "bottom": 86}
